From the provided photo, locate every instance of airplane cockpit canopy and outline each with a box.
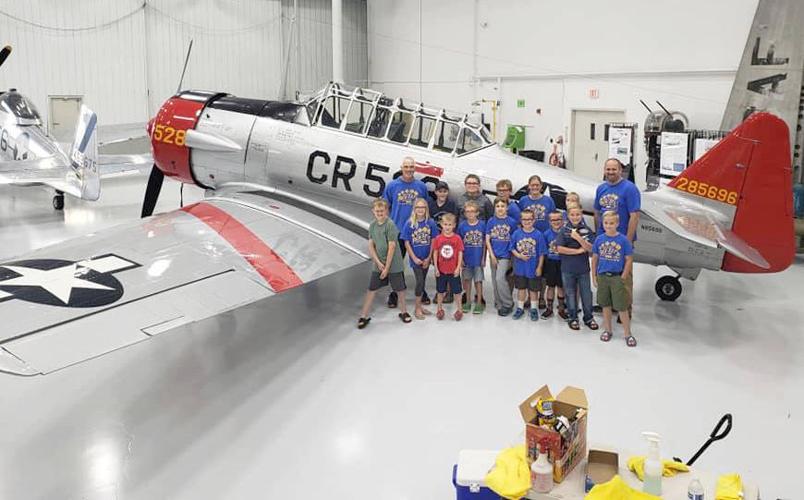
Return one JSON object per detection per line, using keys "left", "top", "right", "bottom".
{"left": 0, "top": 90, "right": 42, "bottom": 124}
{"left": 302, "top": 83, "right": 493, "bottom": 156}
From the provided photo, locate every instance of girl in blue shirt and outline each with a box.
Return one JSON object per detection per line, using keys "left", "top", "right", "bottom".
{"left": 402, "top": 198, "right": 440, "bottom": 320}
{"left": 518, "top": 175, "right": 556, "bottom": 232}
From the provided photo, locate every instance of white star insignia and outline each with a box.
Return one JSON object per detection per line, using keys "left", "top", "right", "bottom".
{"left": 0, "top": 263, "right": 114, "bottom": 305}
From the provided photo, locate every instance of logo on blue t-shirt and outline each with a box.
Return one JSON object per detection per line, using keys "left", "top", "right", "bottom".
{"left": 598, "top": 193, "right": 620, "bottom": 212}
{"left": 411, "top": 225, "right": 433, "bottom": 245}
{"left": 548, "top": 238, "right": 559, "bottom": 258}
{"left": 396, "top": 188, "right": 420, "bottom": 205}
{"left": 516, "top": 237, "right": 538, "bottom": 257}
{"left": 487, "top": 223, "right": 512, "bottom": 241}
{"left": 597, "top": 240, "right": 624, "bottom": 262}
{"left": 463, "top": 229, "right": 484, "bottom": 247}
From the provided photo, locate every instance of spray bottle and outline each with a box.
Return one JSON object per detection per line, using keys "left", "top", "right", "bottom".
{"left": 642, "top": 432, "right": 663, "bottom": 496}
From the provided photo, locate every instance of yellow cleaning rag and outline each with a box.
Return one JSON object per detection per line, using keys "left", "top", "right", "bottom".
{"left": 485, "top": 445, "right": 532, "bottom": 500}
{"left": 585, "top": 475, "right": 662, "bottom": 500}
{"left": 715, "top": 473, "right": 743, "bottom": 500}
{"left": 627, "top": 456, "right": 690, "bottom": 481}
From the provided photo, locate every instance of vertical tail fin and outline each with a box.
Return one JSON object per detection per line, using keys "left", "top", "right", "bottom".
{"left": 68, "top": 105, "right": 100, "bottom": 201}
{"left": 667, "top": 112, "right": 794, "bottom": 272}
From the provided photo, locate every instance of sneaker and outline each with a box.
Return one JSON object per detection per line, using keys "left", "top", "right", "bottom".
{"left": 557, "top": 308, "right": 568, "bottom": 320}
{"left": 541, "top": 308, "right": 554, "bottom": 319}
{"left": 498, "top": 307, "right": 512, "bottom": 317}
{"left": 512, "top": 308, "right": 525, "bottom": 320}
{"left": 462, "top": 301, "right": 472, "bottom": 313}
{"left": 473, "top": 302, "right": 485, "bottom": 314}
{"left": 529, "top": 308, "right": 540, "bottom": 321}
{"left": 387, "top": 291, "right": 398, "bottom": 308}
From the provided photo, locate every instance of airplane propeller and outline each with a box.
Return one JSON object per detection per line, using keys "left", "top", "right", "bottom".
{"left": 141, "top": 165, "right": 164, "bottom": 218}
{"left": 140, "top": 39, "right": 193, "bottom": 218}
{"left": 0, "top": 45, "right": 12, "bottom": 69}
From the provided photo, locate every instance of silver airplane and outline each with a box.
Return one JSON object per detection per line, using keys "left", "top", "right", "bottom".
{"left": 0, "top": 45, "right": 151, "bottom": 210}
{"left": 0, "top": 82, "right": 794, "bottom": 377}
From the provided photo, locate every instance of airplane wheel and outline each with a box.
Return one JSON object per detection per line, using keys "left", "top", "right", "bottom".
{"left": 53, "top": 194, "right": 64, "bottom": 211}
{"left": 655, "top": 275, "right": 682, "bottom": 301}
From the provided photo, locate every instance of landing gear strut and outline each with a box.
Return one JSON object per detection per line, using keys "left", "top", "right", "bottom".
{"left": 655, "top": 275, "right": 682, "bottom": 301}
{"left": 52, "top": 191, "right": 64, "bottom": 211}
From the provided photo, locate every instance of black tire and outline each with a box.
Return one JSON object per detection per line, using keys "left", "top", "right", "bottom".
{"left": 53, "top": 195, "right": 64, "bottom": 211}
{"left": 655, "top": 275, "right": 682, "bottom": 301}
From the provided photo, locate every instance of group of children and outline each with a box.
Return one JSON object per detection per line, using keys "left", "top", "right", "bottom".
{"left": 357, "top": 174, "right": 636, "bottom": 347}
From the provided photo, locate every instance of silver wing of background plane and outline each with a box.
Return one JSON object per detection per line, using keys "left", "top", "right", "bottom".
{"left": 0, "top": 190, "right": 368, "bottom": 376}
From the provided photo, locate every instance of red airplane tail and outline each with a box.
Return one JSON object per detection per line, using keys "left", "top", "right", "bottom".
{"left": 666, "top": 112, "right": 794, "bottom": 273}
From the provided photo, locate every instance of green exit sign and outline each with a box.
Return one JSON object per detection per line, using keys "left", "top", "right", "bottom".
{"left": 516, "top": 99, "right": 526, "bottom": 108}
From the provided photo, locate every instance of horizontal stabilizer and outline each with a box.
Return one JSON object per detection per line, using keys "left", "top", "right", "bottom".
{"left": 642, "top": 197, "right": 769, "bottom": 269}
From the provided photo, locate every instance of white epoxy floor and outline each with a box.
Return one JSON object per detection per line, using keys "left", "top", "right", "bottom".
{"left": 0, "top": 176, "right": 802, "bottom": 500}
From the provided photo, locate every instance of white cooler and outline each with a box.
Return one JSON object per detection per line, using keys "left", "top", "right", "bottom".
{"left": 452, "top": 449, "right": 502, "bottom": 500}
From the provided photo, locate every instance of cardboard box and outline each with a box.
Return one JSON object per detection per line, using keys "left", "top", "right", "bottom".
{"left": 519, "top": 385, "right": 588, "bottom": 483}
{"left": 585, "top": 450, "right": 619, "bottom": 492}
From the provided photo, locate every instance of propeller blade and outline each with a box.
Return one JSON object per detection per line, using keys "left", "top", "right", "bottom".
{"left": 141, "top": 165, "right": 164, "bottom": 218}
{"left": 0, "top": 45, "right": 12, "bottom": 69}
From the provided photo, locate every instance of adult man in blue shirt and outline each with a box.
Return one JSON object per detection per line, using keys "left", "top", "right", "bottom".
{"left": 593, "top": 158, "right": 640, "bottom": 316}
{"left": 593, "top": 159, "right": 640, "bottom": 241}
{"left": 382, "top": 156, "right": 429, "bottom": 308}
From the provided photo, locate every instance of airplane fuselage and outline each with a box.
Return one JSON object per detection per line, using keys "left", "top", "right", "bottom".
{"left": 153, "top": 99, "right": 725, "bottom": 278}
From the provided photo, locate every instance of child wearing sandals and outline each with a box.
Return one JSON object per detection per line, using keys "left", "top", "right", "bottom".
{"left": 591, "top": 211, "right": 636, "bottom": 346}
{"left": 357, "top": 199, "right": 411, "bottom": 329}
{"left": 433, "top": 213, "right": 465, "bottom": 321}
{"left": 402, "top": 198, "right": 440, "bottom": 320}
{"left": 556, "top": 205, "right": 598, "bottom": 332}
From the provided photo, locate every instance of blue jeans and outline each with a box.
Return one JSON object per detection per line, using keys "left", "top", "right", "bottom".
{"left": 562, "top": 270, "right": 593, "bottom": 323}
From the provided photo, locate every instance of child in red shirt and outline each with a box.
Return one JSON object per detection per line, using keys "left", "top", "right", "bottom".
{"left": 432, "top": 213, "right": 465, "bottom": 321}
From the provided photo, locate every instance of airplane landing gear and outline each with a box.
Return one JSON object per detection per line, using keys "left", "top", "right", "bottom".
{"left": 655, "top": 275, "right": 682, "bottom": 301}
{"left": 53, "top": 191, "right": 64, "bottom": 211}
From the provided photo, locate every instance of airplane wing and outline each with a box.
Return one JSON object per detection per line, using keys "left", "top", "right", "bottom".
{"left": 97, "top": 122, "right": 148, "bottom": 147}
{"left": 0, "top": 189, "right": 368, "bottom": 376}
{"left": 641, "top": 190, "right": 770, "bottom": 269}
{"left": 97, "top": 152, "right": 152, "bottom": 176}
{"left": 0, "top": 155, "right": 94, "bottom": 198}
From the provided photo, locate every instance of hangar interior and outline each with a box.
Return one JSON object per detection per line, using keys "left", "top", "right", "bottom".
{"left": 0, "top": 1, "right": 802, "bottom": 499}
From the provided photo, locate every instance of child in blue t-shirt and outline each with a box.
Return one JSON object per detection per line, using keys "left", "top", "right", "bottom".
{"left": 517, "top": 174, "right": 556, "bottom": 232}
{"left": 541, "top": 211, "right": 567, "bottom": 320}
{"left": 485, "top": 197, "right": 517, "bottom": 316}
{"left": 592, "top": 211, "right": 635, "bottom": 347}
{"left": 458, "top": 200, "right": 487, "bottom": 314}
{"left": 402, "top": 197, "right": 440, "bottom": 320}
{"left": 510, "top": 210, "right": 547, "bottom": 321}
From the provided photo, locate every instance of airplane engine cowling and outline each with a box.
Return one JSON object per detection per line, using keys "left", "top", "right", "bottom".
{"left": 150, "top": 91, "right": 228, "bottom": 187}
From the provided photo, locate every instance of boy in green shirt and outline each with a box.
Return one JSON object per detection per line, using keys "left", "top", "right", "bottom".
{"left": 358, "top": 199, "right": 411, "bottom": 328}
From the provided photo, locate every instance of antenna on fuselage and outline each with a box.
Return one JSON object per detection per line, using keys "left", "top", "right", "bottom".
{"left": 176, "top": 39, "right": 194, "bottom": 93}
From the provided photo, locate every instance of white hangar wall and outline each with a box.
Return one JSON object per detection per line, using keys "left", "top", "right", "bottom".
{"left": 367, "top": 0, "right": 760, "bottom": 186}
{"left": 0, "top": 0, "right": 368, "bottom": 126}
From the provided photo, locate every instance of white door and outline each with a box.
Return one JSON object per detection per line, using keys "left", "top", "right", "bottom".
{"left": 48, "top": 96, "right": 82, "bottom": 144}
{"left": 570, "top": 109, "right": 626, "bottom": 181}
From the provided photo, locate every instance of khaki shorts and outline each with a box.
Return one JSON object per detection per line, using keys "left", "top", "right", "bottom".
{"left": 596, "top": 273, "right": 630, "bottom": 311}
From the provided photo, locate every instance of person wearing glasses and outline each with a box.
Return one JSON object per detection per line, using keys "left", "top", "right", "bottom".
{"left": 457, "top": 174, "right": 494, "bottom": 221}
{"left": 495, "top": 178, "right": 521, "bottom": 223}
